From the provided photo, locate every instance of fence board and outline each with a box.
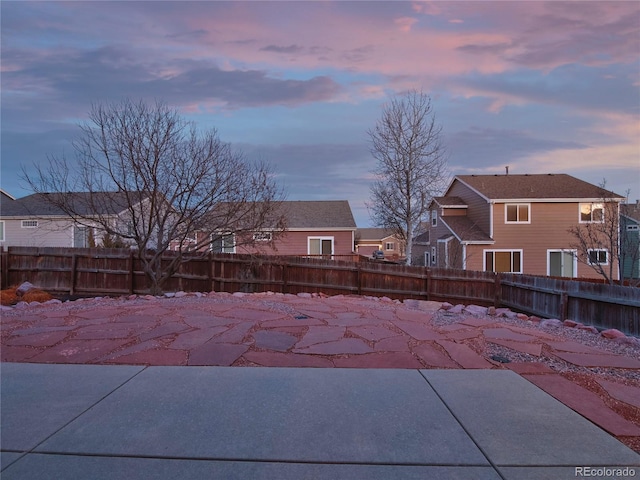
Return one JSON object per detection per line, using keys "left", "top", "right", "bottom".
{"left": 1, "top": 247, "right": 638, "bottom": 334}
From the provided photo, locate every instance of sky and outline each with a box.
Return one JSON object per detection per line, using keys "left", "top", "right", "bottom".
{"left": 1, "top": 1, "right": 639, "bottom": 227}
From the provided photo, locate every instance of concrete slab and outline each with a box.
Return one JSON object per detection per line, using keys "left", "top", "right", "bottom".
{"left": 1, "top": 452, "right": 23, "bottom": 472}
{"left": 497, "top": 466, "right": 598, "bottom": 480}
{"left": 35, "top": 367, "right": 489, "bottom": 465}
{"left": 2, "top": 455, "right": 501, "bottom": 480}
{"left": 0, "top": 363, "right": 143, "bottom": 451}
{"left": 421, "top": 370, "right": 640, "bottom": 466}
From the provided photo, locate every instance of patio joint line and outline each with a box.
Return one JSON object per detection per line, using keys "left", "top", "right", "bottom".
{"left": 22, "top": 366, "right": 148, "bottom": 457}
{"left": 418, "top": 370, "right": 507, "bottom": 480}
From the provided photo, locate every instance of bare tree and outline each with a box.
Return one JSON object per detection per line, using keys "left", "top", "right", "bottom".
{"left": 367, "top": 90, "right": 448, "bottom": 265}
{"left": 24, "top": 99, "right": 285, "bottom": 295}
{"left": 568, "top": 180, "right": 624, "bottom": 285}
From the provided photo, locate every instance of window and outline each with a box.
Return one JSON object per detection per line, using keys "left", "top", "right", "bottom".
{"left": 0, "top": 221, "right": 4, "bottom": 241}
{"left": 210, "top": 233, "right": 235, "bottom": 253}
{"left": 253, "top": 232, "right": 273, "bottom": 242}
{"left": 21, "top": 220, "right": 38, "bottom": 228}
{"left": 580, "top": 203, "right": 604, "bottom": 223}
{"left": 505, "top": 204, "right": 530, "bottom": 223}
{"left": 548, "top": 250, "right": 576, "bottom": 278}
{"left": 424, "top": 251, "right": 430, "bottom": 266}
{"left": 431, "top": 210, "right": 438, "bottom": 227}
{"left": 484, "top": 250, "right": 522, "bottom": 273}
{"left": 74, "top": 225, "right": 90, "bottom": 248}
{"left": 587, "top": 249, "right": 608, "bottom": 265}
{"left": 627, "top": 225, "right": 639, "bottom": 232}
{"left": 431, "top": 246, "right": 436, "bottom": 266}
{"left": 308, "top": 237, "right": 333, "bottom": 257}
{"left": 385, "top": 242, "right": 395, "bottom": 251}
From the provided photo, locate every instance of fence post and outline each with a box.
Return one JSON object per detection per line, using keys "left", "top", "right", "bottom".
{"left": 208, "top": 252, "right": 213, "bottom": 293}
{"left": 494, "top": 273, "right": 502, "bottom": 307}
{"left": 70, "top": 253, "right": 78, "bottom": 296}
{"left": 426, "top": 268, "right": 431, "bottom": 301}
{"left": 220, "top": 258, "right": 226, "bottom": 293}
{"left": 356, "top": 263, "right": 362, "bottom": 296}
{"left": 559, "top": 292, "right": 569, "bottom": 321}
{"left": 1, "top": 251, "right": 8, "bottom": 290}
{"left": 282, "top": 262, "right": 289, "bottom": 295}
{"left": 128, "top": 250, "right": 135, "bottom": 294}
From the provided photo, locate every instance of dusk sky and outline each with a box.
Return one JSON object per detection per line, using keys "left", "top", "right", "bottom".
{"left": 2, "top": 1, "right": 639, "bottom": 226}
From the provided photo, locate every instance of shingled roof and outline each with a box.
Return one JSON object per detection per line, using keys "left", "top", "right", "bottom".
{"left": 280, "top": 201, "right": 356, "bottom": 229}
{"left": 0, "top": 192, "right": 147, "bottom": 217}
{"left": 455, "top": 174, "right": 624, "bottom": 201}
{"left": 440, "top": 216, "right": 494, "bottom": 244}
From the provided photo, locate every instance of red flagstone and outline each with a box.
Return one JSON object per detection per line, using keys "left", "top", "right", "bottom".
{"left": 28, "top": 339, "right": 131, "bottom": 364}
{"left": 259, "top": 317, "right": 324, "bottom": 328}
{"left": 436, "top": 340, "right": 494, "bottom": 369}
{"left": 483, "top": 328, "right": 537, "bottom": 342}
{"left": 395, "top": 308, "right": 429, "bottom": 323}
{"left": 506, "top": 362, "right": 555, "bottom": 375}
{"left": 0, "top": 345, "right": 44, "bottom": 362}
{"left": 394, "top": 321, "right": 442, "bottom": 341}
{"left": 551, "top": 351, "right": 640, "bottom": 369}
{"left": 523, "top": 374, "right": 640, "bottom": 437}
{"left": 596, "top": 379, "right": 640, "bottom": 409}
{"left": 374, "top": 335, "right": 411, "bottom": 352}
{"left": 107, "top": 348, "right": 188, "bottom": 366}
{"left": 74, "top": 325, "right": 136, "bottom": 340}
{"left": 546, "top": 341, "right": 607, "bottom": 355}
{"left": 444, "top": 329, "right": 482, "bottom": 342}
{"left": 139, "top": 323, "right": 190, "bottom": 342}
{"left": 293, "top": 338, "right": 373, "bottom": 355}
{"left": 295, "top": 326, "right": 345, "bottom": 349}
{"left": 487, "top": 338, "right": 543, "bottom": 356}
{"left": 437, "top": 324, "right": 468, "bottom": 332}
{"left": 333, "top": 352, "right": 423, "bottom": 369}
{"left": 243, "top": 351, "right": 333, "bottom": 368}
{"left": 6, "top": 331, "right": 69, "bottom": 347}
{"left": 208, "top": 322, "right": 253, "bottom": 344}
{"left": 461, "top": 317, "right": 496, "bottom": 328}
{"left": 73, "top": 308, "right": 128, "bottom": 320}
{"left": 169, "top": 327, "right": 227, "bottom": 349}
{"left": 188, "top": 342, "right": 249, "bottom": 366}
{"left": 412, "top": 343, "right": 459, "bottom": 368}
{"left": 224, "top": 308, "right": 286, "bottom": 322}
{"left": 349, "top": 325, "right": 398, "bottom": 341}
{"left": 252, "top": 330, "right": 297, "bottom": 352}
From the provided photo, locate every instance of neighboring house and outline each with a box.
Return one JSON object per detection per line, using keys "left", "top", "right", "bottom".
{"left": 620, "top": 202, "right": 640, "bottom": 280}
{"left": 0, "top": 191, "right": 148, "bottom": 249}
{"left": 411, "top": 230, "right": 430, "bottom": 266}
{"left": 355, "top": 228, "right": 405, "bottom": 260}
{"left": 426, "top": 174, "right": 624, "bottom": 280}
{"left": 172, "top": 200, "right": 357, "bottom": 258}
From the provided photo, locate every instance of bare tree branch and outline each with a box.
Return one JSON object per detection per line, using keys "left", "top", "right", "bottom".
{"left": 367, "top": 90, "right": 449, "bottom": 265}
{"left": 23, "top": 99, "right": 285, "bottom": 294}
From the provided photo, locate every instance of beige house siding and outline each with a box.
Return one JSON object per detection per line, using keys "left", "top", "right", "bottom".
{"left": 0, "top": 218, "right": 96, "bottom": 248}
{"left": 448, "top": 179, "right": 491, "bottom": 234}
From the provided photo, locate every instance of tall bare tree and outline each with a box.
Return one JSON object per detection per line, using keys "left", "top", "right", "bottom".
{"left": 24, "top": 99, "right": 285, "bottom": 294}
{"left": 568, "top": 180, "right": 624, "bottom": 285}
{"left": 367, "top": 90, "right": 448, "bottom": 265}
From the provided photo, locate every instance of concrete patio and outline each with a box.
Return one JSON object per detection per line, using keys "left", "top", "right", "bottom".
{"left": 2, "top": 363, "right": 639, "bottom": 480}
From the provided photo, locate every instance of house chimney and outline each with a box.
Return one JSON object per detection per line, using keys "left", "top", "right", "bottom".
{"left": 505, "top": 166, "right": 509, "bottom": 175}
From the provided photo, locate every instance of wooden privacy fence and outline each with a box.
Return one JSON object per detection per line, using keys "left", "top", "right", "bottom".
{"left": 1, "top": 246, "right": 638, "bottom": 335}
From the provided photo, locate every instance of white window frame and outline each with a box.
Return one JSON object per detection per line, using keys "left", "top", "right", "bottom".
{"left": 483, "top": 249, "right": 523, "bottom": 273}
{"left": 210, "top": 233, "right": 236, "bottom": 253}
{"left": 424, "top": 251, "right": 430, "bottom": 266}
{"left": 579, "top": 203, "right": 604, "bottom": 223}
{"left": 253, "top": 231, "right": 273, "bottom": 242}
{"left": 431, "top": 246, "right": 436, "bottom": 266}
{"left": 21, "top": 219, "right": 38, "bottom": 228}
{"left": 385, "top": 241, "right": 395, "bottom": 251}
{"left": 587, "top": 248, "right": 609, "bottom": 266}
{"left": 307, "top": 236, "right": 334, "bottom": 257}
{"left": 627, "top": 224, "right": 639, "bottom": 232}
{"left": 504, "top": 203, "right": 531, "bottom": 224}
{"left": 431, "top": 210, "right": 438, "bottom": 227}
{"left": 546, "top": 249, "right": 577, "bottom": 278}
{"left": 0, "top": 220, "right": 4, "bottom": 241}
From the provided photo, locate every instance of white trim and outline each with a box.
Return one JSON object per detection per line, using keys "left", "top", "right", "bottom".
{"left": 489, "top": 202, "right": 494, "bottom": 238}
{"left": 307, "top": 236, "right": 334, "bottom": 256}
{"left": 546, "top": 249, "right": 577, "bottom": 277}
{"left": 504, "top": 203, "right": 531, "bottom": 224}
{"left": 579, "top": 203, "right": 604, "bottom": 224}
{"left": 587, "top": 248, "right": 609, "bottom": 266}
{"left": 462, "top": 244, "right": 467, "bottom": 270}
{"left": 21, "top": 219, "right": 38, "bottom": 228}
{"left": 0, "top": 220, "right": 5, "bottom": 242}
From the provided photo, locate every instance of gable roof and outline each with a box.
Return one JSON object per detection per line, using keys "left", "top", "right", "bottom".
{"left": 432, "top": 196, "right": 467, "bottom": 208}
{"left": 280, "top": 201, "right": 356, "bottom": 230}
{"left": 440, "top": 216, "right": 494, "bottom": 244}
{"left": 455, "top": 174, "right": 624, "bottom": 201}
{"left": 356, "top": 228, "right": 397, "bottom": 241}
{"left": 621, "top": 203, "right": 640, "bottom": 223}
{"left": 0, "top": 191, "right": 147, "bottom": 217}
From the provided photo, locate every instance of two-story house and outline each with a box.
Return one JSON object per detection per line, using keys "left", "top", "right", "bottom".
{"left": 172, "top": 200, "right": 357, "bottom": 259}
{"left": 425, "top": 174, "right": 624, "bottom": 280}
{"left": 620, "top": 202, "right": 640, "bottom": 280}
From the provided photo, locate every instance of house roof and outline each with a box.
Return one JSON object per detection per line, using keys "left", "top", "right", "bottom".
{"left": 432, "top": 196, "right": 467, "bottom": 208}
{"left": 621, "top": 203, "right": 640, "bottom": 223}
{"left": 412, "top": 231, "right": 430, "bottom": 244}
{"left": 440, "top": 216, "right": 494, "bottom": 244}
{"left": 280, "top": 201, "right": 356, "bottom": 229}
{"left": 0, "top": 191, "right": 146, "bottom": 217}
{"left": 455, "top": 174, "right": 624, "bottom": 201}
{"left": 356, "top": 228, "right": 396, "bottom": 241}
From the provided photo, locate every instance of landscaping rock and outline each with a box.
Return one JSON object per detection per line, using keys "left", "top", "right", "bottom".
{"left": 15, "top": 282, "right": 36, "bottom": 296}
{"left": 613, "top": 336, "right": 640, "bottom": 347}
{"left": 297, "top": 292, "right": 312, "bottom": 298}
{"left": 601, "top": 328, "right": 626, "bottom": 340}
{"left": 487, "top": 306, "right": 496, "bottom": 316}
{"left": 516, "top": 313, "right": 529, "bottom": 321}
{"left": 540, "top": 319, "right": 563, "bottom": 329}
{"left": 563, "top": 320, "right": 581, "bottom": 328}
{"left": 440, "top": 302, "right": 453, "bottom": 311}
{"left": 174, "top": 291, "right": 187, "bottom": 298}
{"left": 449, "top": 304, "right": 464, "bottom": 314}
{"left": 577, "top": 325, "right": 599, "bottom": 334}
{"left": 463, "top": 304, "right": 487, "bottom": 316}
